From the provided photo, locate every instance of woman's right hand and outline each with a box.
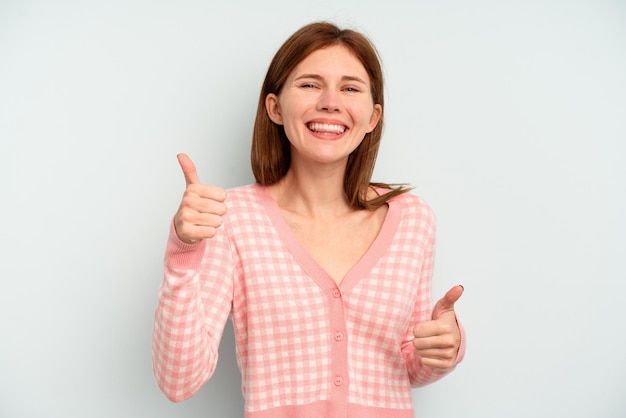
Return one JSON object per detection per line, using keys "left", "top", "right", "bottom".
{"left": 173, "top": 153, "right": 227, "bottom": 244}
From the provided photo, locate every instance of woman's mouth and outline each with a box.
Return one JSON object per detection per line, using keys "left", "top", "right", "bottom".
{"left": 307, "top": 122, "right": 347, "bottom": 135}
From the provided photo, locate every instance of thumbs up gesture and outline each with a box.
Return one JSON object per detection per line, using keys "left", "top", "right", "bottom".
{"left": 413, "top": 285, "right": 464, "bottom": 369}
{"left": 173, "top": 153, "right": 227, "bottom": 244}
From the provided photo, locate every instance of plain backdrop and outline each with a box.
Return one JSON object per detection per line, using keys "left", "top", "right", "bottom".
{"left": 1, "top": 0, "right": 625, "bottom": 417}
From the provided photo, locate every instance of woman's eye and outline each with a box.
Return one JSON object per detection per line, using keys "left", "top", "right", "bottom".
{"left": 300, "top": 83, "right": 316, "bottom": 89}
{"left": 344, "top": 86, "right": 360, "bottom": 93}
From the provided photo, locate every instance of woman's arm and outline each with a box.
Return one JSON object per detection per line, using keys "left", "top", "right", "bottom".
{"left": 152, "top": 223, "right": 235, "bottom": 401}
{"left": 400, "top": 207, "right": 466, "bottom": 387}
{"left": 152, "top": 154, "right": 234, "bottom": 401}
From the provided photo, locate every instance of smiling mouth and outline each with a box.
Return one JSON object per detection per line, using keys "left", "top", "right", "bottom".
{"left": 307, "top": 122, "right": 347, "bottom": 135}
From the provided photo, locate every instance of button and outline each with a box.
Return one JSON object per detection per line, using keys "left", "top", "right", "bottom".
{"left": 334, "top": 331, "right": 343, "bottom": 341}
{"left": 332, "top": 289, "right": 341, "bottom": 298}
{"left": 333, "top": 376, "right": 343, "bottom": 386}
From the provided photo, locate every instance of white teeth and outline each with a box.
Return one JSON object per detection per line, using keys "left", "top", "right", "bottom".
{"left": 308, "top": 123, "right": 346, "bottom": 134}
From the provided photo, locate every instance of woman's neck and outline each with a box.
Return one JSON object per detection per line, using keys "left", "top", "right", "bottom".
{"left": 269, "top": 162, "right": 352, "bottom": 220}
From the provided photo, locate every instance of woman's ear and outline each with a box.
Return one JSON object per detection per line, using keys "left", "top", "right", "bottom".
{"left": 367, "top": 104, "right": 383, "bottom": 133}
{"left": 265, "top": 93, "right": 283, "bottom": 125}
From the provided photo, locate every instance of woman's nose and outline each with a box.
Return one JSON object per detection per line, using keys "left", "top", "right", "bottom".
{"left": 318, "top": 89, "right": 341, "bottom": 112}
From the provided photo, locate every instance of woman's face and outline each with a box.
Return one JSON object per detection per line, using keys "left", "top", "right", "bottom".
{"left": 265, "top": 45, "right": 382, "bottom": 168}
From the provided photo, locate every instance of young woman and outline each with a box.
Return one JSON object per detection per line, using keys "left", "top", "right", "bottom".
{"left": 153, "top": 21, "right": 466, "bottom": 418}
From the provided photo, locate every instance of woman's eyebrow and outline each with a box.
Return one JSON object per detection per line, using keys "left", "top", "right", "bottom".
{"left": 341, "top": 75, "right": 367, "bottom": 85}
{"left": 294, "top": 74, "right": 368, "bottom": 84}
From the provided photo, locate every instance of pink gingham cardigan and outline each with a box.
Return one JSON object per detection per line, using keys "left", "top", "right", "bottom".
{"left": 152, "top": 184, "right": 465, "bottom": 417}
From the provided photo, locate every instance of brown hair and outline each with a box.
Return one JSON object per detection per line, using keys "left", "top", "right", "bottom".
{"left": 251, "top": 21, "right": 411, "bottom": 210}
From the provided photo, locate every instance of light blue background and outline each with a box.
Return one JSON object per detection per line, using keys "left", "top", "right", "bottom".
{"left": 1, "top": 0, "right": 624, "bottom": 417}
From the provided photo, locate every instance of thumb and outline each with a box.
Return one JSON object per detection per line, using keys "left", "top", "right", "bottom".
{"left": 431, "top": 285, "right": 464, "bottom": 320}
{"left": 177, "top": 153, "right": 201, "bottom": 185}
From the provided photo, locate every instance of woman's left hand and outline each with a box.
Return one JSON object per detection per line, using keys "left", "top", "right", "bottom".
{"left": 413, "top": 285, "right": 464, "bottom": 370}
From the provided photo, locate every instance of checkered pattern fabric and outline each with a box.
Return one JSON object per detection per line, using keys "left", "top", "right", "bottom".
{"left": 152, "top": 184, "right": 465, "bottom": 417}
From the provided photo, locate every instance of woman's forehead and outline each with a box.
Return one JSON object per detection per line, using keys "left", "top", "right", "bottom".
{"left": 289, "top": 45, "right": 370, "bottom": 81}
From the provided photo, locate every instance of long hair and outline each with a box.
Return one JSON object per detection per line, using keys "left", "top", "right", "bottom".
{"left": 251, "top": 22, "right": 410, "bottom": 210}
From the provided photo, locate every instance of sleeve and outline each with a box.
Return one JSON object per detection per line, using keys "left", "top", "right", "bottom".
{"left": 400, "top": 202, "right": 466, "bottom": 388}
{"left": 151, "top": 220, "right": 235, "bottom": 402}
